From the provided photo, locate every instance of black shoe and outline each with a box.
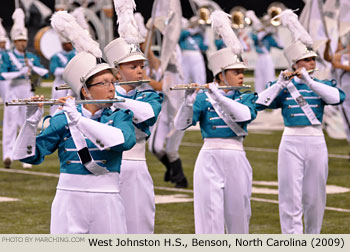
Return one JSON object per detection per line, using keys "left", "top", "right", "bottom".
{"left": 160, "top": 155, "right": 172, "bottom": 182}
{"left": 4, "top": 158, "right": 11, "bottom": 169}
{"left": 169, "top": 158, "right": 188, "bottom": 187}
{"left": 175, "top": 177, "right": 188, "bottom": 188}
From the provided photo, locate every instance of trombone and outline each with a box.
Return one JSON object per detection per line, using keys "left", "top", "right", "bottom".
{"left": 170, "top": 84, "right": 251, "bottom": 91}
{"left": 5, "top": 97, "right": 125, "bottom": 106}
{"left": 55, "top": 80, "right": 151, "bottom": 90}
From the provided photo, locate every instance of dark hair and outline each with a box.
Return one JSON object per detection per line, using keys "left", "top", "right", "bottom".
{"left": 214, "top": 70, "right": 225, "bottom": 83}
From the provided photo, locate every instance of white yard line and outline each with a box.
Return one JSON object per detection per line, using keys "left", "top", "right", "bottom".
{"left": 1, "top": 168, "right": 349, "bottom": 212}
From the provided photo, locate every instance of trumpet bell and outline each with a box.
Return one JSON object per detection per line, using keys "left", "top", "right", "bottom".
{"left": 230, "top": 6, "right": 250, "bottom": 30}
{"left": 267, "top": 2, "right": 286, "bottom": 26}
{"left": 198, "top": 6, "right": 211, "bottom": 25}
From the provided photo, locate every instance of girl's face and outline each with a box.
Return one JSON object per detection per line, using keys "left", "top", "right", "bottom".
{"left": 295, "top": 57, "right": 316, "bottom": 71}
{"left": 117, "top": 60, "right": 145, "bottom": 82}
{"left": 83, "top": 69, "right": 116, "bottom": 107}
{"left": 219, "top": 68, "right": 244, "bottom": 86}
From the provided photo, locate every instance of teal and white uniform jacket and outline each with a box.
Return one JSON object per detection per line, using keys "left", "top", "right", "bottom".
{"left": 251, "top": 32, "right": 282, "bottom": 54}
{"left": 256, "top": 78, "right": 346, "bottom": 126}
{"left": 20, "top": 105, "right": 136, "bottom": 175}
{"left": 49, "top": 49, "right": 76, "bottom": 75}
{"left": 115, "top": 86, "right": 163, "bottom": 139}
{"left": 179, "top": 29, "right": 208, "bottom": 52}
{"left": 191, "top": 91, "right": 257, "bottom": 138}
{"left": 0, "top": 49, "right": 48, "bottom": 79}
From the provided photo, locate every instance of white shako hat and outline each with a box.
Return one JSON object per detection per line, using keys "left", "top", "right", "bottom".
{"left": 208, "top": 10, "right": 247, "bottom": 76}
{"left": 51, "top": 11, "right": 116, "bottom": 98}
{"left": 104, "top": 0, "right": 145, "bottom": 66}
{"left": 63, "top": 52, "right": 116, "bottom": 98}
{"left": 277, "top": 9, "right": 318, "bottom": 65}
{"left": 10, "top": 8, "right": 28, "bottom": 41}
{"left": 0, "top": 18, "right": 8, "bottom": 42}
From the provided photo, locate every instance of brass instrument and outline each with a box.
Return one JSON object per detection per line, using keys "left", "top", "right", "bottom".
{"left": 55, "top": 80, "right": 151, "bottom": 91}
{"left": 282, "top": 68, "right": 318, "bottom": 80}
{"left": 230, "top": 6, "right": 251, "bottom": 30}
{"left": 267, "top": 2, "right": 286, "bottom": 26}
{"left": 5, "top": 98, "right": 125, "bottom": 106}
{"left": 198, "top": 6, "right": 212, "bottom": 25}
{"left": 170, "top": 84, "right": 251, "bottom": 91}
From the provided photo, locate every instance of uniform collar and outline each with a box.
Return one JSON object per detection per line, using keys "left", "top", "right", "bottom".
{"left": 14, "top": 48, "right": 24, "bottom": 56}
{"left": 80, "top": 105, "right": 104, "bottom": 119}
{"left": 115, "top": 85, "right": 137, "bottom": 97}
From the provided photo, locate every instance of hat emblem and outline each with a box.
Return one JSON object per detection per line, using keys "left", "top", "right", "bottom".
{"left": 129, "top": 44, "right": 142, "bottom": 53}
{"left": 80, "top": 77, "right": 85, "bottom": 83}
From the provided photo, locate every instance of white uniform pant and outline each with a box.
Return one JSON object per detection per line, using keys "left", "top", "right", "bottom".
{"left": 119, "top": 159, "right": 155, "bottom": 234}
{"left": 50, "top": 189, "right": 127, "bottom": 234}
{"left": 194, "top": 148, "right": 252, "bottom": 234}
{"left": 254, "top": 53, "right": 275, "bottom": 94}
{"left": 2, "top": 79, "right": 33, "bottom": 160}
{"left": 182, "top": 50, "right": 206, "bottom": 84}
{"left": 0, "top": 80, "right": 10, "bottom": 101}
{"left": 278, "top": 135, "right": 328, "bottom": 234}
{"left": 50, "top": 77, "right": 68, "bottom": 115}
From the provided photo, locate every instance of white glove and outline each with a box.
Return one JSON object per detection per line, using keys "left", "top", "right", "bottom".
{"left": 276, "top": 70, "right": 290, "bottom": 88}
{"left": 53, "top": 67, "right": 64, "bottom": 77}
{"left": 207, "top": 82, "right": 222, "bottom": 102}
{"left": 184, "top": 88, "right": 198, "bottom": 106}
{"left": 19, "top": 66, "right": 29, "bottom": 76}
{"left": 63, "top": 98, "right": 81, "bottom": 125}
{"left": 299, "top": 67, "right": 313, "bottom": 85}
{"left": 25, "top": 105, "right": 44, "bottom": 126}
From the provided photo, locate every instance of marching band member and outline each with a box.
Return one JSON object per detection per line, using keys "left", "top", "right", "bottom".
{"left": 324, "top": 37, "right": 350, "bottom": 148}
{"left": 179, "top": 17, "right": 207, "bottom": 85}
{"left": 49, "top": 35, "right": 75, "bottom": 115}
{"left": 103, "top": 0, "right": 163, "bottom": 234}
{"left": 256, "top": 10, "right": 346, "bottom": 234}
{"left": 246, "top": 10, "right": 283, "bottom": 93}
{"left": 0, "top": 9, "right": 48, "bottom": 169}
{"left": 12, "top": 11, "right": 136, "bottom": 234}
{"left": 146, "top": 7, "right": 189, "bottom": 188}
{"left": 0, "top": 18, "right": 10, "bottom": 102}
{"left": 174, "top": 11, "right": 258, "bottom": 234}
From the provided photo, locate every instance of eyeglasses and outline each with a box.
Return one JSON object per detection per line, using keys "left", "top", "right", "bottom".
{"left": 301, "top": 57, "right": 316, "bottom": 62}
{"left": 87, "top": 80, "right": 115, "bottom": 88}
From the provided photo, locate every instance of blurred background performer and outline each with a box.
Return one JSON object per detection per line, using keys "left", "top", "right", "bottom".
{"left": 0, "top": 8, "right": 48, "bottom": 169}
{"left": 146, "top": 0, "right": 189, "bottom": 188}
{"left": 324, "top": 35, "right": 350, "bottom": 151}
{"left": 256, "top": 9, "right": 345, "bottom": 234}
{"left": 12, "top": 11, "right": 136, "bottom": 234}
{"left": 179, "top": 16, "right": 207, "bottom": 85}
{"left": 49, "top": 34, "right": 75, "bottom": 115}
{"left": 174, "top": 10, "right": 258, "bottom": 234}
{"left": 104, "top": 0, "right": 163, "bottom": 234}
{"left": 246, "top": 10, "right": 283, "bottom": 94}
{"left": 0, "top": 18, "right": 10, "bottom": 103}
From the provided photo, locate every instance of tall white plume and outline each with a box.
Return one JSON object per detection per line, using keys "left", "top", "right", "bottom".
{"left": 71, "top": 7, "right": 89, "bottom": 32}
{"left": 0, "top": 18, "right": 7, "bottom": 37}
{"left": 51, "top": 11, "right": 102, "bottom": 58}
{"left": 134, "top": 12, "right": 147, "bottom": 38}
{"left": 11, "top": 8, "right": 26, "bottom": 36}
{"left": 114, "top": 0, "right": 142, "bottom": 44}
{"left": 211, "top": 10, "right": 243, "bottom": 55}
{"left": 278, "top": 9, "right": 313, "bottom": 47}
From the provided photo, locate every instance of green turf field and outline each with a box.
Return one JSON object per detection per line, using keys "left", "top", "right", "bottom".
{"left": 0, "top": 85, "right": 349, "bottom": 234}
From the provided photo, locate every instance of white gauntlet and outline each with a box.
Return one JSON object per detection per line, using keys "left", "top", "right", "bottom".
{"left": 300, "top": 67, "right": 340, "bottom": 104}
{"left": 12, "top": 105, "right": 43, "bottom": 160}
{"left": 256, "top": 71, "right": 288, "bottom": 106}
{"left": 63, "top": 98, "right": 81, "bottom": 125}
{"left": 208, "top": 83, "right": 251, "bottom": 122}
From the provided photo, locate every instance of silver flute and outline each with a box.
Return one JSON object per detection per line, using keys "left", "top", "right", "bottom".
{"left": 170, "top": 84, "right": 251, "bottom": 91}
{"left": 5, "top": 98, "right": 125, "bottom": 106}
{"left": 55, "top": 80, "right": 151, "bottom": 90}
